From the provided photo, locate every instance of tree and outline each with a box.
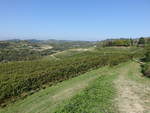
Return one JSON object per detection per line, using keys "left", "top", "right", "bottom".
{"left": 130, "top": 38, "right": 134, "bottom": 46}
{"left": 138, "top": 37, "right": 145, "bottom": 45}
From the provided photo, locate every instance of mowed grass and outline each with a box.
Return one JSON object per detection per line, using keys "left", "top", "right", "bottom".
{"left": 0, "top": 66, "right": 109, "bottom": 113}
{"left": 53, "top": 65, "right": 121, "bottom": 113}
{"left": 54, "top": 74, "right": 118, "bottom": 113}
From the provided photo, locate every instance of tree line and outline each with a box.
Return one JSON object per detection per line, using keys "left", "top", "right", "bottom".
{"left": 96, "top": 37, "right": 150, "bottom": 47}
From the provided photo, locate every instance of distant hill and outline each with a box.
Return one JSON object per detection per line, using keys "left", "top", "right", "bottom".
{"left": 0, "top": 39, "right": 96, "bottom": 62}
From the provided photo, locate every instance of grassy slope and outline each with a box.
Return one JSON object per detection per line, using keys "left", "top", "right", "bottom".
{"left": 0, "top": 66, "right": 109, "bottom": 113}
{"left": 54, "top": 68, "right": 118, "bottom": 113}
{"left": 42, "top": 47, "right": 94, "bottom": 61}
{"left": 53, "top": 62, "right": 129, "bottom": 113}
{"left": 54, "top": 62, "right": 150, "bottom": 113}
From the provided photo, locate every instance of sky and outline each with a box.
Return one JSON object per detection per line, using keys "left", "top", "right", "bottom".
{"left": 0, "top": 0, "right": 150, "bottom": 41}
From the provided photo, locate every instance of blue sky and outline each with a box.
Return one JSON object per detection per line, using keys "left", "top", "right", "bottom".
{"left": 0, "top": 0, "right": 150, "bottom": 41}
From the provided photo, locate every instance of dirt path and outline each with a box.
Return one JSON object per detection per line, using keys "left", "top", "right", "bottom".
{"left": 115, "top": 62, "right": 150, "bottom": 113}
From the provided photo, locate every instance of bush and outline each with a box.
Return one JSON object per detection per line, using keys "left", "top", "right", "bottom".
{"left": 141, "top": 46, "right": 150, "bottom": 77}
{"left": 141, "top": 63, "right": 150, "bottom": 77}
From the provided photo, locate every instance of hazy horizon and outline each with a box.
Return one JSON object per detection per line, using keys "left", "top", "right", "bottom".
{"left": 1, "top": 36, "right": 148, "bottom": 42}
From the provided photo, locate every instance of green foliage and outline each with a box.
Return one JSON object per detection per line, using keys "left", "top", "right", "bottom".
{"left": 138, "top": 37, "right": 145, "bottom": 45}
{"left": 113, "top": 39, "right": 130, "bottom": 46}
{"left": 141, "top": 46, "right": 150, "bottom": 77}
{"left": 142, "top": 46, "right": 150, "bottom": 62}
{"left": 0, "top": 41, "right": 45, "bottom": 62}
{"left": 0, "top": 48, "right": 42, "bottom": 62}
{"left": 144, "top": 52, "right": 150, "bottom": 62}
{"left": 97, "top": 38, "right": 133, "bottom": 47}
{"left": 54, "top": 73, "right": 117, "bottom": 113}
{"left": 96, "top": 37, "right": 150, "bottom": 48}
{"left": 141, "top": 63, "right": 150, "bottom": 77}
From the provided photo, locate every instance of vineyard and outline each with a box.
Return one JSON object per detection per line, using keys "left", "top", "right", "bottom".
{"left": 0, "top": 47, "right": 143, "bottom": 106}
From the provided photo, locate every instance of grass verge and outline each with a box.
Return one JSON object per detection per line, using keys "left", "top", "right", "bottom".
{"left": 54, "top": 71, "right": 118, "bottom": 113}
{"left": 128, "top": 62, "right": 150, "bottom": 84}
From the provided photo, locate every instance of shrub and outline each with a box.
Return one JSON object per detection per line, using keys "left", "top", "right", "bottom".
{"left": 141, "top": 63, "right": 150, "bottom": 77}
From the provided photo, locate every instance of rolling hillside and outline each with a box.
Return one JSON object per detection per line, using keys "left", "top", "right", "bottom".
{"left": 0, "top": 38, "right": 149, "bottom": 113}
